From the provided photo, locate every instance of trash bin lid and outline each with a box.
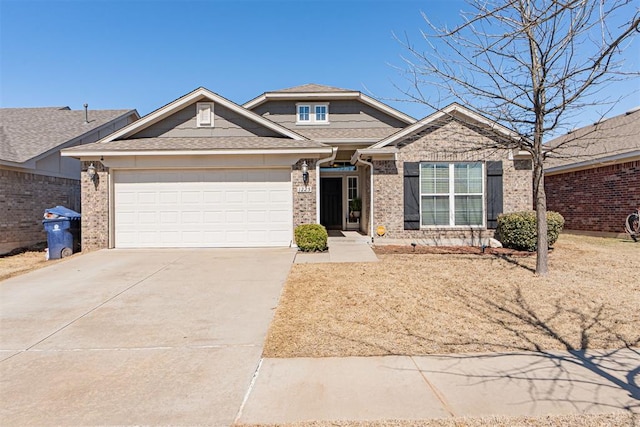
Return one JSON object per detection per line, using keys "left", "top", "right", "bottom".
{"left": 44, "top": 206, "right": 81, "bottom": 219}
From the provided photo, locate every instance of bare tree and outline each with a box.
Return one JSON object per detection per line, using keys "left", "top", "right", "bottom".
{"left": 396, "top": 0, "right": 639, "bottom": 275}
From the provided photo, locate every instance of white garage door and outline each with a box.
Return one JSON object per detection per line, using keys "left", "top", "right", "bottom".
{"left": 114, "top": 169, "right": 292, "bottom": 248}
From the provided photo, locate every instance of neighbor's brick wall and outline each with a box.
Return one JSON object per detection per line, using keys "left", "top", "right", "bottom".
{"left": 80, "top": 161, "right": 109, "bottom": 251}
{"left": 292, "top": 159, "right": 317, "bottom": 229}
{"left": 0, "top": 168, "right": 80, "bottom": 254}
{"left": 373, "top": 119, "right": 533, "bottom": 240}
{"left": 545, "top": 160, "right": 640, "bottom": 233}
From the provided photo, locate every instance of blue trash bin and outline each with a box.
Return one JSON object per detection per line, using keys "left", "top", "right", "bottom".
{"left": 43, "top": 206, "right": 81, "bottom": 260}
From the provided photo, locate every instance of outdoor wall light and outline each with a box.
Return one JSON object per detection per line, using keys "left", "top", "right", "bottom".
{"left": 87, "top": 163, "right": 97, "bottom": 182}
{"left": 301, "top": 161, "right": 309, "bottom": 185}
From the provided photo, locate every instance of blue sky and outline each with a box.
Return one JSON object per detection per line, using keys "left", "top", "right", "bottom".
{"left": 2, "top": 0, "right": 639, "bottom": 133}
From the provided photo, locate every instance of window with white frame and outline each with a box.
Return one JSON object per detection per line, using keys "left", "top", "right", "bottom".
{"left": 298, "top": 105, "right": 310, "bottom": 122}
{"left": 420, "top": 162, "right": 484, "bottom": 226}
{"left": 315, "top": 105, "right": 327, "bottom": 122}
{"left": 348, "top": 176, "right": 358, "bottom": 204}
{"left": 196, "top": 102, "right": 214, "bottom": 127}
{"left": 297, "top": 103, "right": 329, "bottom": 124}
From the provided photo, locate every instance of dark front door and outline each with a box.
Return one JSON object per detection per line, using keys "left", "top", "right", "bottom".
{"left": 320, "top": 177, "right": 343, "bottom": 230}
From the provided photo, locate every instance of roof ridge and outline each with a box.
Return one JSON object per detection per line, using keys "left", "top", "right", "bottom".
{"left": 269, "top": 83, "right": 354, "bottom": 93}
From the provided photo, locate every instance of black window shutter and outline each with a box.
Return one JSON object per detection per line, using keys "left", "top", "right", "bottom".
{"left": 486, "top": 161, "right": 503, "bottom": 229}
{"left": 404, "top": 162, "right": 421, "bottom": 230}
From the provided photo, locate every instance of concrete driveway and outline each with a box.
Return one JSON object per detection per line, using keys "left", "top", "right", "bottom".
{"left": 0, "top": 248, "right": 295, "bottom": 426}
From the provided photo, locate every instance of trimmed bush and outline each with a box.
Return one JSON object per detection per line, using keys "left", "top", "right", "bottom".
{"left": 294, "top": 224, "right": 328, "bottom": 252}
{"left": 496, "top": 211, "right": 565, "bottom": 251}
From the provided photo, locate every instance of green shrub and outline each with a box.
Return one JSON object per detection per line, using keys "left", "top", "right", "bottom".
{"left": 496, "top": 211, "right": 565, "bottom": 251}
{"left": 294, "top": 224, "right": 328, "bottom": 252}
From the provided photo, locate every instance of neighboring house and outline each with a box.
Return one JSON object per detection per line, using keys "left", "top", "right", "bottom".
{"left": 545, "top": 107, "right": 640, "bottom": 235}
{"left": 62, "top": 84, "right": 532, "bottom": 251}
{"left": 0, "top": 107, "right": 139, "bottom": 254}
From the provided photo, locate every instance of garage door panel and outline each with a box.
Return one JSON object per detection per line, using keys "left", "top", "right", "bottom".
{"left": 114, "top": 168, "right": 292, "bottom": 248}
{"left": 203, "top": 211, "right": 224, "bottom": 223}
{"left": 203, "top": 191, "right": 223, "bottom": 203}
{"left": 159, "top": 211, "right": 178, "bottom": 224}
{"left": 181, "top": 211, "right": 201, "bottom": 223}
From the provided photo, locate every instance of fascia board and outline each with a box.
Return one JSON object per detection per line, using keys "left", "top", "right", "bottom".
{"left": 99, "top": 90, "right": 210, "bottom": 142}
{"left": 244, "top": 92, "right": 361, "bottom": 109}
{"left": 350, "top": 148, "right": 398, "bottom": 163}
{"left": 98, "top": 88, "right": 306, "bottom": 143}
{"left": 315, "top": 138, "right": 382, "bottom": 144}
{"left": 370, "top": 103, "right": 520, "bottom": 149}
{"left": 358, "top": 93, "right": 417, "bottom": 124}
{"left": 243, "top": 94, "right": 267, "bottom": 109}
{"left": 61, "top": 147, "right": 334, "bottom": 158}
{"left": 0, "top": 159, "right": 36, "bottom": 169}
{"left": 545, "top": 150, "right": 640, "bottom": 175}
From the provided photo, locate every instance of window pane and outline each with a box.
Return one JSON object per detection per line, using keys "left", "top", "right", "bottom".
{"left": 421, "top": 163, "right": 449, "bottom": 194}
{"left": 422, "top": 196, "right": 449, "bottom": 226}
{"left": 455, "top": 195, "right": 483, "bottom": 226}
{"left": 298, "top": 106, "right": 309, "bottom": 121}
{"left": 348, "top": 177, "right": 358, "bottom": 199}
{"left": 454, "top": 163, "right": 482, "bottom": 194}
{"left": 315, "top": 105, "right": 326, "bottom": 121}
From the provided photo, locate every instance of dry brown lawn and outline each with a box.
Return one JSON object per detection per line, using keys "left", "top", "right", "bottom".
{"left": 0, "top": 245, "right": 68, "bottom": 281}
{"left": 235, "top": 412, "right": 637, "bottom": 427}
{"left": 264, "top": 234, "right": 639, "bottom": 358}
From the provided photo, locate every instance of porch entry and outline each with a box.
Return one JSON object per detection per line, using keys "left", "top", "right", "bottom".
{"left": 320, "top": 177, "right": 343, "bottom": 229}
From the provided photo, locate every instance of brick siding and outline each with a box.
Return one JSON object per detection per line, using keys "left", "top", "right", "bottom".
{"left": 80, "top": 161, "right": 109, "bottom": 251}
{"left": 372, "top": 119, "right": 533, "bottom": 241}
{"left": 545, "top": 160, "right": 640, "bottom": 233}
{"left": 292, "top": 159, "right": 317, "bottom": 228}
{"left": 0, "top": 168, "right": 80, "bottom": 254}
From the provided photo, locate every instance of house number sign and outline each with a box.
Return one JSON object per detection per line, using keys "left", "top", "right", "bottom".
{"left": 297, "top": 186, "right": 313, "bottom": 193}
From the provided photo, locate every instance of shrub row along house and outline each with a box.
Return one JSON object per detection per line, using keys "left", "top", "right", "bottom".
{"left": 544, "top": 107, "right": 640, "bottom": 236}
{"left": 61, "top": 84, "right": 533, "bottom": 250}
{"left": 0, "top": 107, "right": 139, "bottom": 254}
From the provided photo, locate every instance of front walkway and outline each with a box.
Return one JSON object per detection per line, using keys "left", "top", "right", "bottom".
{"left": 237, "top": 349, "right": 640, "bottom": 424}
{"left": 294, "top": 231, "right": 378, "bottom": 263}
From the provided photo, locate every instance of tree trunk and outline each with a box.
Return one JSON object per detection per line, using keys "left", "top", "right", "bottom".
{"left": 533, "top": 159, "right": 548, "bottom": 276}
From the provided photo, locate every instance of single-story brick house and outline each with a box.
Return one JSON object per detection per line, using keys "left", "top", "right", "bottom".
{"left": 62, "top": 84, "right": 532, "bottom": 250}
{"left": 545, "top": 107, "right": 640, "bottom": 236}
{"left": 0, "top": 106, "right": 139, "bottom": 254}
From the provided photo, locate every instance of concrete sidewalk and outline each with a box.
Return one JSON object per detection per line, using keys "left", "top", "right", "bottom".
{"left": 294, "top": 231, "right": 378, "bottom": 264}
{"left": 237, "top": 349, "right": 640, "bottom": 424}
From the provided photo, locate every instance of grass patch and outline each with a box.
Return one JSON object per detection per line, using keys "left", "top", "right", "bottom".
{"left": 264, "top": 234, "right": 639, "bottom": 358}
{"left": 0, "top": 243, "right": 69, "bottom": 282}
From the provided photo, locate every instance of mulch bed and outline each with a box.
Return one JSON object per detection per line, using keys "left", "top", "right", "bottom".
{"left": 373, "top": 244, "right": 534, "bottom": 256}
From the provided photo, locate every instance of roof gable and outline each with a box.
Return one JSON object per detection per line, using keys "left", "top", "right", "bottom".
{"left": 243, "top": 83, "right": 416, "bottom": 125}
{"left": 102, "top": 87, "right": 307, "bottom": 143}
{"left": 0, "top": 107, "right": 138, "bottom": 164}
{"left": 369, "top": 103, "right": 521, "bottom": 150}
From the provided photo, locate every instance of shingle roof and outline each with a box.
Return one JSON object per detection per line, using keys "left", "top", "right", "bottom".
{"left": 269, "top": 83, "right": 353, "bottom": 93}
{"left": 63, "top": 136, "right": 329, "bottom": 153}
{"left": 0, "top": 107, "right": 135, "bottom": 163}
{"left": 545, "top": 108, "right": 640, "bottom": 169}
{"left": 294, "top": 127, "right": 400, "bottom": 140}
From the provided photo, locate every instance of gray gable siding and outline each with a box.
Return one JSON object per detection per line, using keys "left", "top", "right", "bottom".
{"left": 134, "top": 102, "right": 282, "bottom": 139}
{"left": 251, "top": 100, "right": 407, "bottom": 130}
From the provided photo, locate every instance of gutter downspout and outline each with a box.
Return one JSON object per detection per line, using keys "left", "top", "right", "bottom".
{"left": 354, "top": 152, "right": 375, "bottom": 241}
{"left": 315, "top": 147, "right": 338, "bottom": 223}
